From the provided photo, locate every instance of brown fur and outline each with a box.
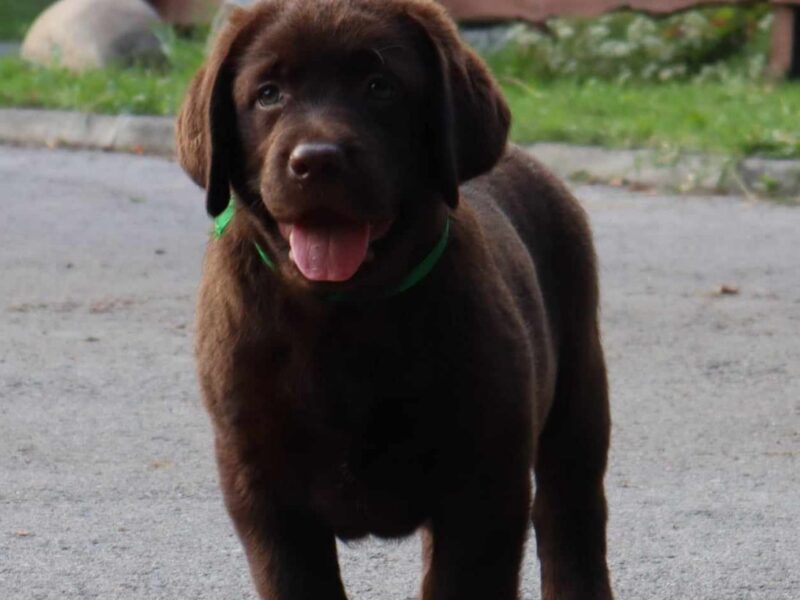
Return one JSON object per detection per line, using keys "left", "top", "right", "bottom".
{"left": 177, "top": 1, "right": 613, "bottom": 598}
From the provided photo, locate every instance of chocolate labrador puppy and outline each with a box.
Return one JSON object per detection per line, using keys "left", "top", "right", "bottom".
{"left": 177, "top": 1, "right": 612, "bottom": 598}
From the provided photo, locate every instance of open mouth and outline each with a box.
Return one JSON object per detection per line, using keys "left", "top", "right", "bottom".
{"left": 278, "top": 211, "right": 394, "bottom": 282}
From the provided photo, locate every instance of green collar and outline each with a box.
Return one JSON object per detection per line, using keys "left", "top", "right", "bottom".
{"left": 213, "top": 197, "right": 449, "bottom": 302}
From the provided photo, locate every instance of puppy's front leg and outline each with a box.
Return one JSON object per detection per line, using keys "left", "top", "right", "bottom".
{"left": 420, "top": 470, "right": 531, "bottom": 600}
{"left": 216, "top": 442, "right": 347, "bottom": 600}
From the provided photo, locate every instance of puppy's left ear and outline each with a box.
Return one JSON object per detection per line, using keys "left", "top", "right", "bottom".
{"left": 404, "top": 2, "right": 511, "bottom": 208}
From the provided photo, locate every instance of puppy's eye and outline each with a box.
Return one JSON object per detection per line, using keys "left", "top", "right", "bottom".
{"left": 257, "top": 83, "right": 282, "bottom": 108}
{"left": 366, "top": 75, "right": 396, "bottom": 101}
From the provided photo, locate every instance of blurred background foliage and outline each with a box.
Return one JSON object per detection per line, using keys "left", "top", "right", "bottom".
{"left": 485, "top": 6, "right": 772, "bottom": 84}
{"left": 0, "top": 0, "right": 54, "bottom": 39}
{"left": 0, "top": 3, "right": 797, "bottom": 158}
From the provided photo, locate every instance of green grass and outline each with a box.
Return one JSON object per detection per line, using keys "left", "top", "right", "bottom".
{"left": 500, "top": 78, "right": 800, "bottom": 159}
{"left": 3, "top": 49, "right": 798, "bottom": 159}
{"left": 0, "top": 0, "right": 55, "bottom": 40}
{"left": 0, "top": 30, "right": 205, "bottom": 116}
{"left": 0, "top": 58, "right": 191, "bottom": 115}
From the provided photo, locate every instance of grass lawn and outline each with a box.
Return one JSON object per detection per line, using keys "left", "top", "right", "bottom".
{"left": 0, "top": 0, "right": 55, "bottom": 40}
{"left": 501, "top": 78, "right": 800, "bottom": 159}
{"left": 0, "top": 30, "right": 204, "bottom": 117}
{"left": 0, "top": 53, "right": 199, "bottom": 118}
{"left": 2, "top": 51, "right": 799, "bottom": 159}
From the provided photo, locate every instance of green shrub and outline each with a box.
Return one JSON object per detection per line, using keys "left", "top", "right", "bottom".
{"left": 486, "top": 7, "right": 771, "bottom": 84}
{"left": 0, "top": 0, "right": 55, "bottom": 40}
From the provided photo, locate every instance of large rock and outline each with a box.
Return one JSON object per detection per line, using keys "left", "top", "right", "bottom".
{"left": 21, "top": 0, "right": 166, "bottom": 71}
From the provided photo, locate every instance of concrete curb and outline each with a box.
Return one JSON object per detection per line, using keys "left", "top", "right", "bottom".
{"left": 1, "top": 107, "right": 798, "bottom": 199}
{"left": 0, "top": 108, "right": 174, "bottom": 156}
{"left": 527, "top": 143, "right": 800, "bottom": 199}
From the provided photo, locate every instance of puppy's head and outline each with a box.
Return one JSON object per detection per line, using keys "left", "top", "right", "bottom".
{"left": 177, "top": 0, "right": 509, "bottom": 289}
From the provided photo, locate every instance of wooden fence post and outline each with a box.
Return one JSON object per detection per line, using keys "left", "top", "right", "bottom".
{"left": 769, "top": 4, "right": 800, "bottom": 77}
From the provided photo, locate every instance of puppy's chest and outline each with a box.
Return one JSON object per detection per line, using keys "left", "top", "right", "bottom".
{"left": 288, "top": 329, "right": 441, "bottom": 446}
{"left": 278, "top": 334, "right": 440, "bottom": 537}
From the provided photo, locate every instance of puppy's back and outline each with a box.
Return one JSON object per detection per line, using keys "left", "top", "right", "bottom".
{"left": 462, "top": 144, "right": 600, "bottom": 349}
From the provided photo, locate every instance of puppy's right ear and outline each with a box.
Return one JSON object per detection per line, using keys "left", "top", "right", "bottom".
{"left": 176, "top": 8, "right": 262, "bottom": 217}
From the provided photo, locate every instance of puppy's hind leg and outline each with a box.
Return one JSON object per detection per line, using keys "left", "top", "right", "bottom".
{"left": 532, "top": 315, "right": 613, "bottom": 600}
{"left": 420, "top": 466, "right": 532, "bottom": 600}
{"left": 534, "top": 350, "right": 612, "bottom": 600}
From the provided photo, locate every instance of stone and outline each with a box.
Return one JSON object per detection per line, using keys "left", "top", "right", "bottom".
{"left": 21, "top": 0, "right": 166, "bottom": 71}
{"left": 0, "top": 43, "right": 21, "bottom": 58}
{"left": 459, "top": 23, "right": 526, "bottom": 52}
{"left": 210, "top": 0, "right": 257, "bottom": 40}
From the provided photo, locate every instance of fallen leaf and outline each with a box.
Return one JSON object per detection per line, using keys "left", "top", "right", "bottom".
{"left": 628, "top": 181, "right": 654, "bottom": 193}
{"left": 718, "top": 284, "right": 740, "bottom": 296}
{"left": 150, "top": 459, "right": 174, "bottom": 470}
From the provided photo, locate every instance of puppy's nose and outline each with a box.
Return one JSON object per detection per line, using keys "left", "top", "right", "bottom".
{"left": 288, "top": 143, "right": 345, "bottom": 181}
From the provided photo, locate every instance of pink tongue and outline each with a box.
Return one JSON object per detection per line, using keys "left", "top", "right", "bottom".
{"left": 290, "top": 221, "right": 371, "bottom": 282}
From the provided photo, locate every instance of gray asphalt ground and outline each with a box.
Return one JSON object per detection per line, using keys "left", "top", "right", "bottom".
{"left": 1, "top": 145, "right": 798, "bottom": 599}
